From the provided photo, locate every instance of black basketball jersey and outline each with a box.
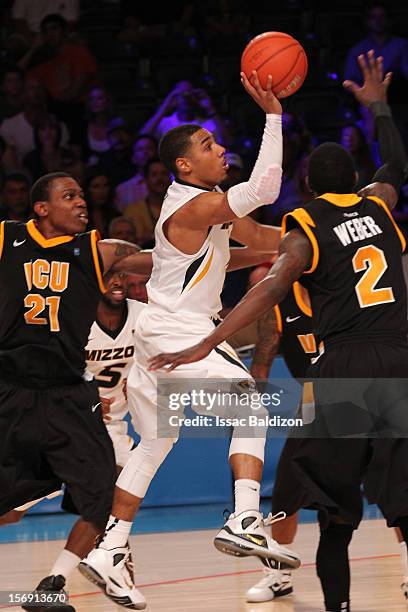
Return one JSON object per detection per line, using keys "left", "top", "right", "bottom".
{"left": 282, "top": 194, "right": 407, "bottom": 347}
{"left": 0, "top": 220, "right": 105, "bottom": 386}
{"left": 276, "top": 282, "right": 320, "bottom": 378}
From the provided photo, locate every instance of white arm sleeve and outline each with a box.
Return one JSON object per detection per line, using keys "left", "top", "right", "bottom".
{"left": 227, "top": 113, "right": 283, "bottom": 218}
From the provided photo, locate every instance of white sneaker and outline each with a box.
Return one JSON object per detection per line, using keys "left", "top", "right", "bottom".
{"left": 214, "top": 510, "right": 301, "bottom": 569}
{"left": 78, "top": 543, "right": 146, "bottom": 610}
{"left": 246, "top": 567, "right": 293, "bottom": 602}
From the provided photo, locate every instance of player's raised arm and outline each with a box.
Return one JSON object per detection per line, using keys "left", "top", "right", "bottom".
{"left": 164, "top": 70, "right": 283, "bottom": 231}
{"left": 344, "top": 50, "right": 407, "bottom": 210}
{"left": 148, "top": 229, "right": 312, "bottom": 370}
{"left": 226, "top": 246, "right": 277, "bottom": 272}
{"left": 97, "top": 239, "right": 153, "bottom": 275}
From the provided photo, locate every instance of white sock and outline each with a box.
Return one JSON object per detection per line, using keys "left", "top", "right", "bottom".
{"left": 400, "top": 541, "right": 408, "bottom": 580}
{"left": 50, "top": 549, "right": 81, "bottom": 579}
{"left": 234, "top": 479, "right": 260, "bottom": 515}
{"left": 100, "top": 515, "right": 132, "bottom": 550}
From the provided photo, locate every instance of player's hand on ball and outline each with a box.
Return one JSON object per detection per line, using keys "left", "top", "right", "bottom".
{"left": 148, "top": 340, "right": 213, "bottom": 371}
{"left": 343, "top": 49, "right": 392, "bottom": 107}
{"left": 241, "top": 70, "right": 282, "bottom": 115}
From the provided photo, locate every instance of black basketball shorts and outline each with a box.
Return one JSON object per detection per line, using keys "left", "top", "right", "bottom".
{"left": 0, "top": 378, "right": 116, "bottom": 525}
{"left": 272, "top": 341, "right": 408, "bottom": 529}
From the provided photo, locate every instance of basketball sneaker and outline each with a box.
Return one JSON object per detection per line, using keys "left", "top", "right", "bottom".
{"left": 214, "top": 510, "right": 300, "bottom": 568}
{"left": 78, "top": 542, "right": 146, "bottom": 610}
{"left": 246, "top": 567, "right": 293, "bottom": 602}
{"left": 21, "top": 574, "right": 75, "bottom": 611}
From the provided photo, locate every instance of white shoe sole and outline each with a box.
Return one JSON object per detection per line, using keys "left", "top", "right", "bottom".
{"left": 214, "top": 532, "right": 300, "bottom": 569}
{"left": 78, "top": 561, "right": 146, "bottom": 610}
{"left": 246, "top": 585, "right": 293, "bottom": 602}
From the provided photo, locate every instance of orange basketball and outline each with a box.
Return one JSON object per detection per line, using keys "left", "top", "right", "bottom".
{"left": 241, "top": 32, "right": 308, "bottom": 98}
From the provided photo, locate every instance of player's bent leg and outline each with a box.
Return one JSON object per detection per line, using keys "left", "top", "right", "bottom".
{"left": 246, "top": 513, "right": 298, "bottom": 602}
{"left": 215, "top": 448, "right": 300, "bottom": 569}
{"left": 79, "top": 438, "right": 174, "bottom": 610}
{"left": 0, "top": 509, "right": 25, "bottom": 525}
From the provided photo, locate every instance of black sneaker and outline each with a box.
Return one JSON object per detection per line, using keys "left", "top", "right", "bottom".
{"left": 22, "top": 575, "right": 75, "bottom": 611}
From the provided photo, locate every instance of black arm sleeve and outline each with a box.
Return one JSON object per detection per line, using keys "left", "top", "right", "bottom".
{"left": 372, "top": 162, "right": 405, "bottom": 193}
{"left": 371, "top": 101, "right": 408, "bottom": 176}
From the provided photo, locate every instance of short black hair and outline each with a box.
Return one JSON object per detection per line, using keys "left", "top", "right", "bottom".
{"left": 2, "top": 173, "right": 30, "bottom": 190}
{"left": 308, "top": 142, "right": 356, "bottom": 195}
{"left": 41, "top": 13, "right": 68, "bottom": 32}
{"left": 159, "top": 124, "right": 202, "bottom": 176}
{"left": 0, "top": 63, "right": 24, "bottom": 86}
{"left": 30, "top": 172, "right": 73, "bottom": 208}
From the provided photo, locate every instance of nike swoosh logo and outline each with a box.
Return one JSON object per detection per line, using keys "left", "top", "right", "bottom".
{"left": 13, "top": 239, "right": 26, "bottom": 247}
{"left": 286, "top": 316, "right": 301, "bottom": 323}
{"left": 92, "top": 402, "right": 101, "bottom": 412}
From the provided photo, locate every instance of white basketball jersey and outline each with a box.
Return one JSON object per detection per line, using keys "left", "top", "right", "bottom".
{"left": 86, "top": 299, "right": 145, "bottom": 420}
{"left": 147, "top": 180, "right": 232, "bottom": 317}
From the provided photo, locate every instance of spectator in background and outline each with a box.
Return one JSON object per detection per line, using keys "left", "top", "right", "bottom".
{"left": 140, "top": 80, "right": 231, "bottom": 146}
{"left": 0, "top": 136, "right": 20, "bottom": 178}
{"left": 340, "top": 124, "right": 376, "bottom": 191}
{"left": 0, "top": 64, "right": 24, "bottom": 120}
{"left": 108, "top": 216, "right": 138, "bottom": 244}
{"left": 12, "top": 0, "right": 79, "bottom": 41}
{"left": 200, "top": 0, "right": 251, "bottom": 48}
{"left": 84, "top": 86, "right": 115, "bottom": 162}
{"left": 115, "top": 135, "right": 158, "bottom": 212}
{"left": 0, "top": 76, "right": 69, "bottom": 164}
{"left": 26, "top": 14, "right": 98, "bottom": 137}
{"left": 124, "top": 159, "right": 171, "bottom": 247}
{"left": 85, "top": 169, "right": 118, "bottom": 238}
{"left": 344, "top": 4, "right": 408, "bottom": 143}
{"left": 96, "top": 118, "right": 136, "bottom": 188}
{"left": 0, "top": 173, "right": 30, "bottom": 221}
{"left": 24, "top": 114, "right": 63, "bottom": 179}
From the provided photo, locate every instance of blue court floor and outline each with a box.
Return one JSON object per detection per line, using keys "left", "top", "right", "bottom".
{"left": 0, "top": 499, "right": 384, "bottom": 544}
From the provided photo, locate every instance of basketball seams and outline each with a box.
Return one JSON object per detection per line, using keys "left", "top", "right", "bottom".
{"left": 250, "top": 42, "right": 303, "bottom": 75}
{"left": 241, "top": 32, "right": 295, "bottom": 64}
{"left": 274, "top": 49, "right": 307, "bottom": 89}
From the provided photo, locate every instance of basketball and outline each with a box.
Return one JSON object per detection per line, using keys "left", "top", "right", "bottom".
{"left": 241, "top": 32, "right": 308, "bottom": 98}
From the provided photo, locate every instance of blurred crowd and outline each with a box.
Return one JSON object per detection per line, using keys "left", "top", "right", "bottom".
{"left": 0, "top": 0, "right": 407, "bottom": 310}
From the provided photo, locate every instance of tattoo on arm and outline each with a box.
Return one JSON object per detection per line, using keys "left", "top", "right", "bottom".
{"left": 252, "top": 308, "right": 281, "bottom": 372}
{"left": 112, "top": 240, "right": 141, "bottom": 258}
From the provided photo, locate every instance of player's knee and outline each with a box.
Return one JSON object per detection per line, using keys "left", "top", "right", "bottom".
{"left": 116, "top": 437, "right": 175, "bottom": 499}
{"left": 228, "top": 436, "right": 266, "bottom": 462}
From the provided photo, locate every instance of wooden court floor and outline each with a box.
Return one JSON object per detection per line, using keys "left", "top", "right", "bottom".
{"left": 0, "top": 519, "right": 405, "bottom": 611}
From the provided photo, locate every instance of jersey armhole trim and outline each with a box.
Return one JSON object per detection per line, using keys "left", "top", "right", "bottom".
{"left": 0, "top": 221, "right": 4, "bottom": 260}
{"left": 274, "top": 304, "right": 282, "bottom": 335}
{"left": 282, "top": 209, "right": 319, "bottom": 274}
{"left": 367, "top": 195, "right": 406, "bottom": 252}
{"left": 90, "top": 230, "right": 107, "bottom": 293}
{"left": 293, "top": 282, "right": 312, "bottom": 317}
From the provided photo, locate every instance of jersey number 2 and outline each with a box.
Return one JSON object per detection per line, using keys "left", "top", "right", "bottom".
{"left": 24, "top": 294, "right": 61, "bottom": 331}
{"left": 352, "top": 245, "right": 395, "bottom": 308}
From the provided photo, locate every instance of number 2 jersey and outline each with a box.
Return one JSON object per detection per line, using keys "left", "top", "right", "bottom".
{"left": 85, "top": 299, "right": 146, "bottom": 420}
{"left": 0, "top": 220, "right": 105, "bottom": 386}
{"left": 282, "top": 193, "right": 407, "bottom": 348}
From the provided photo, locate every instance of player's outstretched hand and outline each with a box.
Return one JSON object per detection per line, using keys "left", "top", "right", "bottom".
{"left": 241, "top": 70, "right": 282, "bottom": 115}
{"left": 343, "top": 49, "right": 392, "bottom": 107}
{"left": 148, "top": 340, "right": 213, "bottom": 371}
